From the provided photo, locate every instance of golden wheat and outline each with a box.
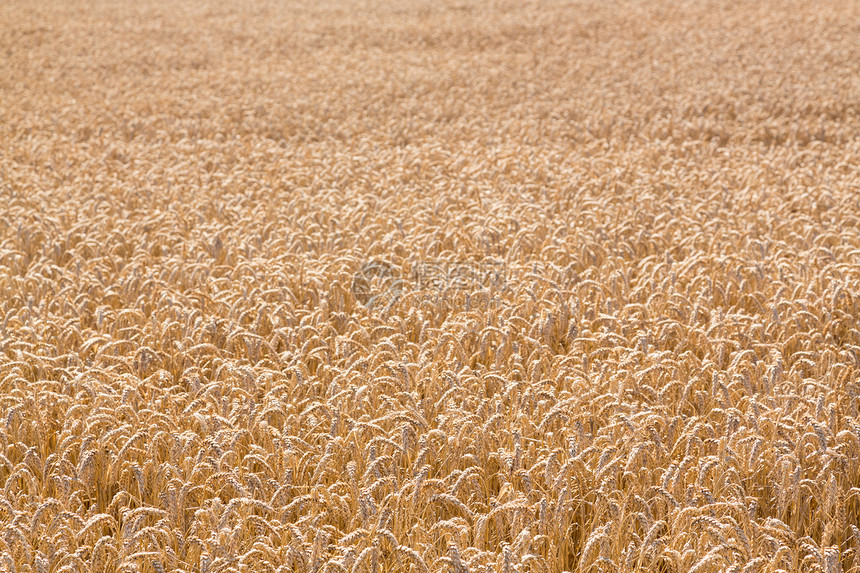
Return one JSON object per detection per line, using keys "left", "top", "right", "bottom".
{"left": 2, "top": 0, "right": 860, "bottom": 571}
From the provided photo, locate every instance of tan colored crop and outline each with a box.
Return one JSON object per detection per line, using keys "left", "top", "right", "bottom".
{"left": 2, "top": 0, "right": 860, "bottom": 571}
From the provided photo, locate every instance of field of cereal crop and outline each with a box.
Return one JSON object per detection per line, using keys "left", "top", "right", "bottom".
{"left": 3, "top": 0, "right": 860, "bottom": 571}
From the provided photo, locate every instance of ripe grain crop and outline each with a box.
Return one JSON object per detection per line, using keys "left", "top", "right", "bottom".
{"left": 2, "top": 0, "right": 860, "bottom": 571}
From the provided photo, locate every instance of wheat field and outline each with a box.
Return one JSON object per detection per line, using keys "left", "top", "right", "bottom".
{"left": 2, "top": 0, "right": 860, "bottom": 571}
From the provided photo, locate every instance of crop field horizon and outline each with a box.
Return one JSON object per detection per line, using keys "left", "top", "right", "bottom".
{"left": 2, "top": 0, "right": 860, "bottom": 571}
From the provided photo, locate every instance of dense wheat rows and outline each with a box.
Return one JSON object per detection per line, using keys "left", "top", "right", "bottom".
{"left": 2, "top": 0, "right": 860, "bottom": 571}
